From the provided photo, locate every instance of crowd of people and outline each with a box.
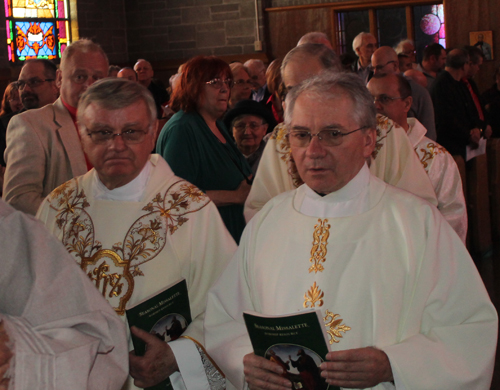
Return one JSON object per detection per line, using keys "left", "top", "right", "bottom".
{"left": 0, "top": 31, "right": 498, "bottom": 390}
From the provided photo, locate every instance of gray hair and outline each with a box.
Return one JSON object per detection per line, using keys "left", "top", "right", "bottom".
{"left": 352, "top": 32, "right": 374, "bottom": 53}
{"left": 394, "top": 39, "right": 414, "bottom": 54}
{"left": 282, "top": 43, "right": 341, "bottom": 75}
{"left": 77, "top": 78, "right": 156, "bottom": 134}
{"left": 284, "top": 71, "right": 376, "bottom": 130}
{"left": 297, "top": 32, "right": 332, "bottom": 48}
{"left": 61, "top": 38, "right": 108, "bottom": 71}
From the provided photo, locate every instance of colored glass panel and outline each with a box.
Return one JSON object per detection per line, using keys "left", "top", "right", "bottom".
{"left": 376, "top": 7, "right": 407, "bottom": 49}
{"left": 413, "top": 3, "right": 445, "bottom": 62}
{"left": 14, "top": 20, "right": 57, "bottom": 59}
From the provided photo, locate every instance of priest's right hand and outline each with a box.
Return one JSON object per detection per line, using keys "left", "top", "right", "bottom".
{"left": 0, "top": 321, "right": 12, "bottom": 390}
{"left": 243, "top": 353, "right": 292, "bottom": 390}
{"left": 129, "top": 326, "right": 179, "bottom": 388}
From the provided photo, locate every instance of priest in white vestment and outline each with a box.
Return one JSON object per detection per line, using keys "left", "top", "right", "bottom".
{"left": 204, "top": 72, "right": 497, "bottom": 390}
{"left": 244, "top": 44, "right": 437, "bottom": 222}
{"left": 0, "top": 199, "right": 129, "bottom": 390}
{"left": 367, "top": 72, "right": 467, "bottom": 242}
{"left": 37, "top": 79, "right": 236, "bottom": 390}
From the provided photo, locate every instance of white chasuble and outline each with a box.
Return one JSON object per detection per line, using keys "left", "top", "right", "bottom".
{"left": 205, "top": 168, "right": 497, "bottom": 390}
{"left": 37, "top": 154, "right": 237, "bottom": 390}
{"left": 406, "top": 117, "right": 467, "bottom": 242}
{"left": 244, "top": 114, "right": 437, "bottom": 222}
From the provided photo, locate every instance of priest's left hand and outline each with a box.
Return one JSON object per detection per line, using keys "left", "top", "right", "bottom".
{"left": 129, "top": 326, "right": 179, "bottom": 388}
{"left": 320, "top": 346, "right": 393, "bottom": 389}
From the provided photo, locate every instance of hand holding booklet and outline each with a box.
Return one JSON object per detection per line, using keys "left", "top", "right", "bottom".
{"left": 126, "top": 278, "right": 191, "bottom": 390}
{"left": 243, "top": 309, "right": 340, "bottom": 390}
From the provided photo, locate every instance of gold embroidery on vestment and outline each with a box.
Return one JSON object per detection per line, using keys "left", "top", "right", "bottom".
{"left": 416, "top": 142, "right": 446, "bottom": 171}
{"left": 324, "top": 310, "right": 351, "bottom": 344}
{"left": 49, "top": 179, "right": 210, "bottom": 315}
{"left": 303, "top": 281, "right": 324, "bottom": 308}
{"left": 273, "top": 123, "right": 304, "bottom": 188}
{"left": 309, "top": 219, "right": 330, "bottom": 273}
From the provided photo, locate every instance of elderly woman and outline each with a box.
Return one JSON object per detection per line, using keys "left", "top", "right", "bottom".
{"left": 228, "top": 62, "right": 252, "bottom": 109}
{"left": 224, "top": 99, "right": 276, "bottom": 175}
{"left": 156, "top": 56, "right": 252, "bottom": 243}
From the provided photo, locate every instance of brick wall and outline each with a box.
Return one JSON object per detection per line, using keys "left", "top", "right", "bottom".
{"left": 125, "top": 0, "right": 263, "bottom": 63}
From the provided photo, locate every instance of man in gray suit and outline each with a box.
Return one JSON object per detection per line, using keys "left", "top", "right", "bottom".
{"left": 2, "top": 39, "right": 109, "bottom": 215}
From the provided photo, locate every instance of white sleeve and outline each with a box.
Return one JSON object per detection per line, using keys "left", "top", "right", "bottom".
{"left": 169, "top": 338, "right": 209, "bottom": 390}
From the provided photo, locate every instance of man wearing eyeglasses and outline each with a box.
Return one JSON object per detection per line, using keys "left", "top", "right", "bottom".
{"left": 205, "top": 72, "right": 497, "bottom": 390}
{"left": 371, "top": 46, "right": 436, "bottom": 141}
{"left": 244, "top": 43, "right": 437, "bottom": 221}
{"left": 367, "top": 72, "right": 467, "bottom": 242}
{"left": 17, "top": 59, "right": 59, "bottom": 110}
{"left": 37, "top": 77, "right": 236, "bottom": 390}
{"left": 3, "top": 39, "right": 108, "bottom": 215}
{"left": 244, "top": 59, "right": 271, "bottom": 104}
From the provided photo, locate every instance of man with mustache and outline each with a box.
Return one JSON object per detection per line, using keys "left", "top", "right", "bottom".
{"left": 3, "top": 38, "right": 108, "bottom": 215}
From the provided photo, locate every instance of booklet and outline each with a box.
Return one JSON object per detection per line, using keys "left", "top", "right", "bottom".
{"left": 126, "top": 278, "right": 192, "bottom": 390}
{"left": 243, "top": 309, "right": 339, "bottom": 390}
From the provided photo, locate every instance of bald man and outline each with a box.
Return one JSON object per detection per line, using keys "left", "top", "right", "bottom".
{"left": 297, "top": 32, "right": 333, "bottom": 49}
{"left": 372, "top": 46, "right": 436, "bottom": 140}
{"left": 404, "top": 69, "right": 427, "bottom": 88}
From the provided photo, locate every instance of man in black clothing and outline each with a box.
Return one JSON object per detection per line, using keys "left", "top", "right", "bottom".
{"left": 134, "top": 59, "right": 169, "bottom": 119}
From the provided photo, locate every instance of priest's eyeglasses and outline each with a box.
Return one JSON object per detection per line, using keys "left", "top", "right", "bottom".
{"left": 206, "top": 78, "right": 234, "bottom": 89}
{"left": 288, "top": 127, "right": 367, "bottom": 147}
{"left": 87, "top": 129, "right": 148, "bottom": 144}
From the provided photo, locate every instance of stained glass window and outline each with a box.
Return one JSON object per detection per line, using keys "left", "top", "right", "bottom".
{"left": 413, "top": 4, "right": 445, "bottom": 63}
{"left": 336, "top": 10, "right": 369, "bottom": 55}
{"left": 5, "top": 0, "right": 71, "bottom": 62}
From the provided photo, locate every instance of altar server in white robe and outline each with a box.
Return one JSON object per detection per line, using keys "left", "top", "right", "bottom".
{"left": 367, "top": 72, "right": 467, "bottom": 242}
{"left": 204, "top": 72, "right": 497, "bottom": 390}
{"left": 37, "top": 78, "right": 236, "bottom": 390}
{"left": 0, "top": 199, "right": 128, "bottom": 390}
{"left": 244, "top": 43, "right": 437, "bottom": 221}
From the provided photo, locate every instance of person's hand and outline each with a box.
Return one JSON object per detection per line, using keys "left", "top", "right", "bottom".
{"left": 320, "top": 347, "right": 393, "bottom": 389}
{"left": 235, "top": 176, "right": 253, "bottom": 204}
{"left": 470, "top": 128, "right": 481, "bottom": 146}
{"left": 484, "top": 125, "right": 492, "bottom": 139}
{"left": 129, "top": 326, "right": 179, "bottom": 388}
{"left": 243, "top": 353, "right": 292, "bottom": 390}
{"left": 0, "top": 322, "right": 12, "bottom": 390}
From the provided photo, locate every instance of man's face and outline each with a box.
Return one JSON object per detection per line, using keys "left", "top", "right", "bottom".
{"left": 134, "top": 60, "right": 154, "bottom": 85}
{"left": 401, "top": 42, "right": 416, "bottom": 63}
{"left": 290, "top": 92, "right": 375, "bottom": 194}
{"left": 117, "top": 68, "right": 137, "bottom": 81}
{"left": 367, "top": 76, "right": 411, "bottom": 129}
{"left": 282, "top": 55, "right": 325, "bottom": 94}
{"left": 399, "top": 56, "right": 413, "bottom": 72}
{"left": 57, "top": 51, "right": 108, "bottom": 108}
{"left": 468, "top": 56, "right": 483, "bottom": 78}
{"left": 231, "top": 68, "right": 252, "bottom": 102}
{"left": 433, "top": 49, "right": 447, "bottom": 72}
{"left": 371, "top": 56, "right": 397, "bottom": 76}
{"left": 357, "top": 36, "right": 377, "bottom": 63}
{"left": 247, "top": 64, "right": 266, "bottom": 90}
{"left": 18, "top": 61, "right": 59, "bottom": 109}
{"left": 79, "top": 100, "right": 155, "bottom": 190}
{"left": 232, "top": 114, "right": 268, "bottom": 153}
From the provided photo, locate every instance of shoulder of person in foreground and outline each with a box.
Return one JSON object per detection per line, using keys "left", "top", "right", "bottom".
{"left": 0, "top": 199, "right": 129, "bottom": 390}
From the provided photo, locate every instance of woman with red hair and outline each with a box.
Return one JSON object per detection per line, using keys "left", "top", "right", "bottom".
{"left": 156, "top": 56, "right": 252, "bottom": 243}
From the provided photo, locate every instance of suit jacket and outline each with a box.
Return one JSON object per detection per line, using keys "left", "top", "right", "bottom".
{"left": 431, "top": 71, "right": 486, "bottom": 158}
{"left": 2, "top": 97, "right": 87, "bottom": 215}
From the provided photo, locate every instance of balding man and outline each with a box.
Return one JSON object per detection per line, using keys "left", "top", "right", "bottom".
{"left": 244, "top": 59, "right": 271, "bottom": 103}
{"left": 371, "top": 46, "right": 436, "bottom": 140}
{"left": 404, "top": 68, "right": 428, "bottom": 88}
{"left": 352, "top": 32, "right": 376, "bottom": 83}
{"left": 134, "top": 59, "right": 169, "bottom": 119}
{"left": 367, "top": 72, "right": 467, "bottom": 241}
{"left": 297, "top": 31, "right": 333, "bottom": 49}
{"left": 37, "top": 78, "right": 236, "bottom": 390}
{"left": 244, "top": 43, "right": 437, "bottom": 221}
{"left": 117, "top": 67, "right": 138, "bottom": 81}
{"left": 394, "top": 39, "right": 416, "bottom": 65}
{"left": 3, "top": 39, "right": 108, "bottom": 215}
{"left": 205, "top": 72, "right": 497, "bottom": 390}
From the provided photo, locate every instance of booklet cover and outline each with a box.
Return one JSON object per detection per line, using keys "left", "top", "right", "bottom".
{"left": 244, "top": 309, "right": 338, "bottom": 390}
{"left": 126, "top": 278, "right": 192, "bottom": 390}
